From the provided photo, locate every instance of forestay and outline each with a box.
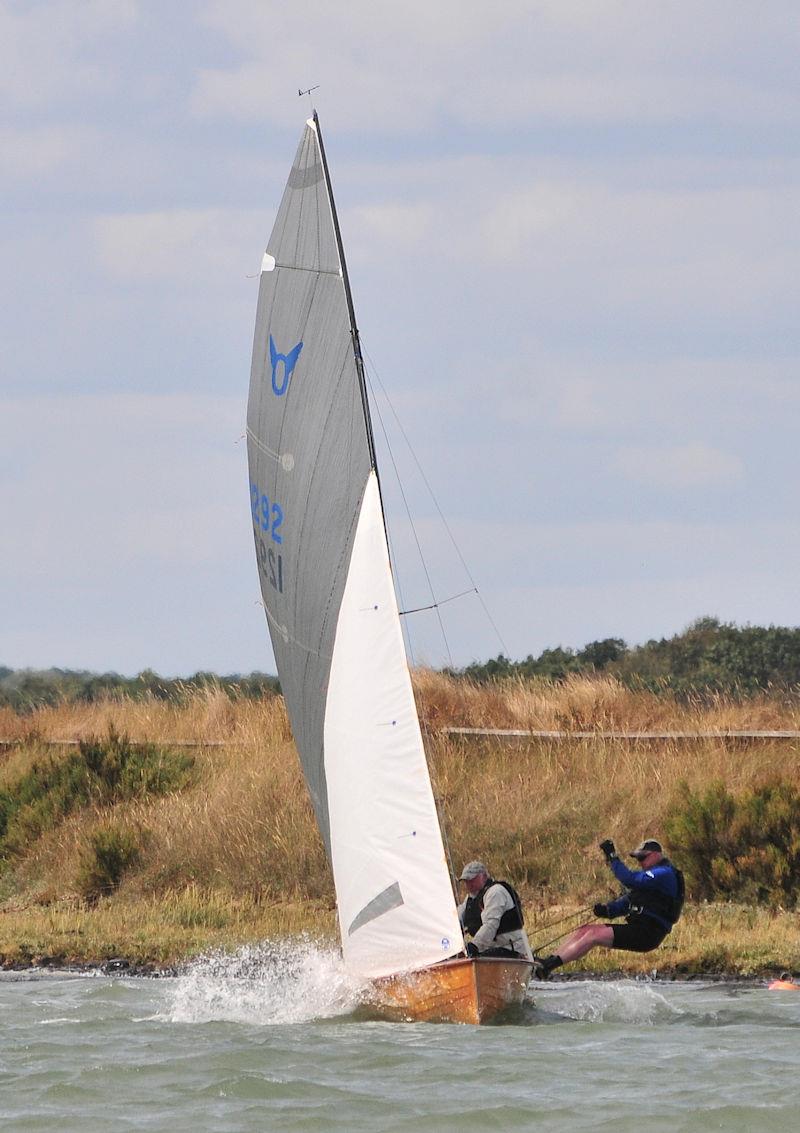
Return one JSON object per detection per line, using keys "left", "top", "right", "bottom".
{"left": 247, "top": 116, "right": 463, "bottom": 979}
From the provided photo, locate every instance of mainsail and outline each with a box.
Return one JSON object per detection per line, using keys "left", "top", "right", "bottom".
{"left": 247, "top": 116, "right": 463, "bottom": 979}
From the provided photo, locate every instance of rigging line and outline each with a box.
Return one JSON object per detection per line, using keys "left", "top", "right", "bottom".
{"left": 365, "top": 376, "right": 417, "bottom": 667}
{"left": 418, "top": 712, "right": 460, "bottom": 899}
{"left": 361, "top": 343, "right": 510, "bottom": 659}
{"left": 528, "top": 905, "right": 594, "bottom": 944}
{"left": 399, "top": 587, "right": 477, "bottom": 617}
{"left": 529, "top": 907, "right": 595, "bottom": 956}
{"left": 365, "top": 370, "right": 454, "bottom": 669}
{"left": 533, "top": 924, "right": 584, "bottom": 956}
{"left": 437, "top": 787, "right": 460, "bottom": 906}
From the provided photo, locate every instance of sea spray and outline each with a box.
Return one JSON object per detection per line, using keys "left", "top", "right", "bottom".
{"left": 166, "top": 936, "right": 366, "bottom": 1025}
{"left": 537, "top": 979, "right": 681, "bottom": 1026}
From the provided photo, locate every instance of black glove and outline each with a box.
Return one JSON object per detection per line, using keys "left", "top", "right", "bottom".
{"left": 593, "top": 903, "right": 610, "bottom": 918}
{"left": 465, "top": 942, "right": 479, "bottom": 958}
{"left": 599, "top": 839, "right": 617, "bottom": 861}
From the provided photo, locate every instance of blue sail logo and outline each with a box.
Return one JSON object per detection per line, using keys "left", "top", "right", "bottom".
{"left": 269, "top": 335, "right": 303, "bottom": 396}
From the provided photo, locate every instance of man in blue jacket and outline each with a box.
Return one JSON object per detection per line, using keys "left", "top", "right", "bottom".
{"left": 534, "top": 838, "right": 684, "bottom": 978}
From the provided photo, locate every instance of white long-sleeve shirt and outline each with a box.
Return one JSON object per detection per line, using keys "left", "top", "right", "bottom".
{"left": 458, "top": 883, "right": 533, "bottom": 960}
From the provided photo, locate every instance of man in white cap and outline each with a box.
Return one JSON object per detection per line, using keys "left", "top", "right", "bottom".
{"left": 457, "top": 861, "right": 533, "bottom": 960}
{"left": 534, "top": 837, "right": 684, "bottom": 978}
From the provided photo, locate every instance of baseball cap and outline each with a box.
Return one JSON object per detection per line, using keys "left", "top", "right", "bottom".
{"left": 630, "top": 839, "right": 663, "bottom": 860}
{"left": 459, "top": 861, "right": 488, "bottom": 880}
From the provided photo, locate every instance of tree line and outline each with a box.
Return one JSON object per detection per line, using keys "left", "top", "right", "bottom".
{"left": 3, "top": 617, "right": 800, "bottom": 710}
{"left": 451, "top": 617, "right": 800, "bottom": 695}
{"left": 0, "top": 666, "right": 279, "bottom": 712}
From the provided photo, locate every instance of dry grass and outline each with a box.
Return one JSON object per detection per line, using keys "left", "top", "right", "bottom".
{"left": 0, "top": 684, "right": 291, "bottom": 746}
{"left": 0, "top": 888, "right": 336, "bottom": 967}
{"left": 1, "top": 674, "right": 799, "bottom": 973}
{"left": 413, "top": 669, "right": 800, "bottom": 733}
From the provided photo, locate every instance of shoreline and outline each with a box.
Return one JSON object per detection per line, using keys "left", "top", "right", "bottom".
{"left": 1, "top": 897, "right": 798, "bottom": 980}
{"left": 0, "top": 953, "right": 793, "bottom": 986}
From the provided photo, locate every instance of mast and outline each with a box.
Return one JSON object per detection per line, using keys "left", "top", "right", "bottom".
{"left": 312, "top": 112, "right": 381, "bottom": 476}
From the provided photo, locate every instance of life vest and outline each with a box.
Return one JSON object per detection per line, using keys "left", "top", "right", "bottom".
{"left": 628, "top": 860, "right": 685, "bottom": 927}
{"left": 462, "top": 879, "right": 525, "bottom": 938}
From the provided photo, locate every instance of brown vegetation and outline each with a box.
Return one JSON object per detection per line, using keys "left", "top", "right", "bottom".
{"left": 1, "top": 674, "right": 798, "bottom": 974}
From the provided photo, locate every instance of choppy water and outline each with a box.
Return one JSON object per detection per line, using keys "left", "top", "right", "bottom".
{"left": 2, "top": 942, "right": 798, "bottom": 1132}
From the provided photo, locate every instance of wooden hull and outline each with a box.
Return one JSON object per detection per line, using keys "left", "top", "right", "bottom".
{"left": 368, "top": 956, "right": 533, "bottom": 1024}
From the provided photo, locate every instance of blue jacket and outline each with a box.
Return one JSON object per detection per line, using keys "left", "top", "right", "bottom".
{"left": 606, "top": 858, "right": 683, "bottom": 930}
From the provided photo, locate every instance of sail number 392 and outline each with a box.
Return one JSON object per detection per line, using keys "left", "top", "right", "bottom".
{"left": 251, "top": 482, "right": 284, "bottom": 593}
{"left": 250, "top": 484, "right": 284, "bottom": 542}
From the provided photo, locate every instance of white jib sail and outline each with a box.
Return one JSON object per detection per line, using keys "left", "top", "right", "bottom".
{"left": 324, "top": 472, "right": 464, "bottom": 979}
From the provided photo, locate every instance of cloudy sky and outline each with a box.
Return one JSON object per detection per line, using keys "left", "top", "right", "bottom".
{"left": 2, "top": 1, "right": 798, "bottom": 676}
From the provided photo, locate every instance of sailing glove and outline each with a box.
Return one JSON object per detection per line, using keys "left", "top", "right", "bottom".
{"left": 593, "top": 903, "right": 610, "bottom": 918}
{"left": 599, "top": 839, "right": 617, "bottom": 861}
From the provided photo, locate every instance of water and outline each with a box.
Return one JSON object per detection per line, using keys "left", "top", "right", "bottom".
{"left": 2, "top": 942, "right": 798, "bottom": 1132}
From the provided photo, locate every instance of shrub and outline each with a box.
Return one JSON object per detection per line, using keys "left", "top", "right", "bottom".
{"left": 77, "top": 825, "right": 140, "bottom": 904}
{"left": 666, "top": 779, "right": 800, "bottom": 907}
{"left": 0, "top": 728, "right": 194, "bottom": 859}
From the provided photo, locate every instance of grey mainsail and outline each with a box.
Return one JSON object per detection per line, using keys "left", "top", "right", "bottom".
{"left": 246, "top": 118, "right": 371, "bottom": 856}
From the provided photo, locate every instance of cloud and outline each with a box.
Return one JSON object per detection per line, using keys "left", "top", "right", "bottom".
{"left": 192, "top": 0, "right": 800, "bottom": 131}
{"left": 477, "top": 180, "right": 798, "bottom": 312}
{"left": 0, "top": 391, "right": 246, "bottom": 571}
{"left": 330, "top": 160, "right": 798, "bottom": 344}
{"left": 349, "top": 203, "right": 436, "bottom": 262}
{"left": 0, "top": 391, "right": 269, "bottom": 673}
{"left": 0, "top": 125, "right": 99, "bottom": 180}
{"left": 478, "top": 355, "right": 800, "bottom": 439}
{"left": 611, "top": 442, "right": 744, "bottom": 489}
{"left": 93, "top": 208, "right": 266, "bottom": 279}
{"left": 0, "top": 0, "right": 138, "bottom": 109}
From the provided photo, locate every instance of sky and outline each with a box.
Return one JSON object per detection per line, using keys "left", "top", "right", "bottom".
{"left": 2, "top": 0, "right": 798, "bottom": 676}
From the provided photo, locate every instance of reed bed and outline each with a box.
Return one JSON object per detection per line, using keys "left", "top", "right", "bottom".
{"left": 1, "top": 674, "right": 798, "bottom": 973}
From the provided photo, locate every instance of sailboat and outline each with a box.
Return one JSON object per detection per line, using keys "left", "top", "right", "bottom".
{"left": 246, "top": 113, "right": 532, "bottom": 1024}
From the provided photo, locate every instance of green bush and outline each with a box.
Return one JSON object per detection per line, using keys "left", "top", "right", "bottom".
{"left": 0, "top": 728, "right": 194, "bottom": 859}
{"left": 77, "top": 825, "right": 140, "bottom": 904}
{"left": 666, "top": 779, "right": 800, "bottom": 907}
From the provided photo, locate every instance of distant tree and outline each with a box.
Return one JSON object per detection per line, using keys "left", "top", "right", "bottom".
{"left": 576, "top": 638, "right": 627, "bottom": 670}
{"left": 533, "top": 647, "right": 580, "bottom": 680}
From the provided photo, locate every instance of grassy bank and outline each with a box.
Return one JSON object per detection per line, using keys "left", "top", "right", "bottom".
{"left": 1, "top": 674, "right": 798, "bottom": 975}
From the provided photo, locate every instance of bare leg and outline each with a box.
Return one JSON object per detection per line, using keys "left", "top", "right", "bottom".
{"left": 556, "top": 922, "right": 615, "bottom": 965}
{"left": 536, "top": 922, "right": 615, "bottom": 975}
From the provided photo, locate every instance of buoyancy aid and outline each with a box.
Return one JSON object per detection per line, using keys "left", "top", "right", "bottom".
{"left": 462, "top": 879, "right": 525, "bottom": 938}
{"left": 628, "top": 860, "right": 685, "bottom": 927}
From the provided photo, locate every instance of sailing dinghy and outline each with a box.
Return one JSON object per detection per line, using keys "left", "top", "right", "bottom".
{"left": 246, "top": 114, "right": 532, "bottom": 1023}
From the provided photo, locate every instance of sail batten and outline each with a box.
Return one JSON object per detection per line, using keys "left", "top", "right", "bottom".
{"left": 248, "top": 116, "right": 462, "bottom": 979}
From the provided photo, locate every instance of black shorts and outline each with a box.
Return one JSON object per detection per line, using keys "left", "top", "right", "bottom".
{"left": 611, "top": 916, "right": 669, "bottom": 953}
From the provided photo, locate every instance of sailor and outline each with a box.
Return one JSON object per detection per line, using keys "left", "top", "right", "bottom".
{"left": 768, "top": 972, "right": 800, "bottom": 991}
{"left": 457, "top": 861, "right": 533, "bottom": 960}
{"left": 534, "top": 838, "right": 684, "bottom": 978}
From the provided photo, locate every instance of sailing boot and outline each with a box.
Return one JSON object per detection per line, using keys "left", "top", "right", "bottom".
{"left": 533, "top": 954, "right": 563, "bottom": 980}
